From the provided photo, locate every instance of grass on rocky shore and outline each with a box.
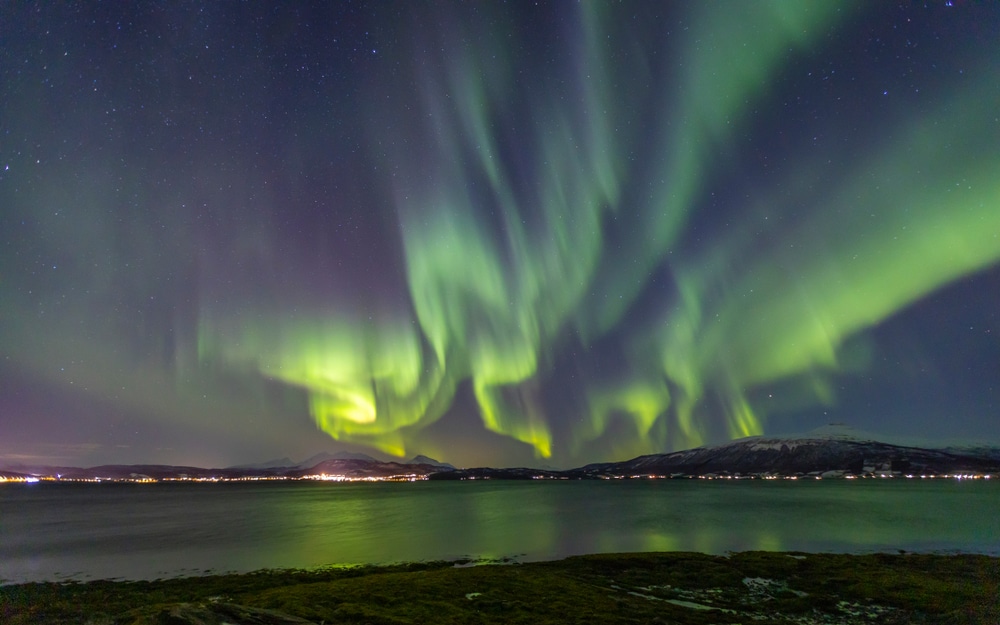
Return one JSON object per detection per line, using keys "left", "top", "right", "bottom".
{"left": 1, "top": 551, "right": 997, "bottom": 624}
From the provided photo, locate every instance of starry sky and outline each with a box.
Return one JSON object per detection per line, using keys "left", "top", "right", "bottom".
{"left": 2, "top": 1, "right": 998, "bottom": 469}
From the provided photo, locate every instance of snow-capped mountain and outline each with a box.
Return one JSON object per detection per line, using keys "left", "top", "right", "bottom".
{"left": 405, "top": 455, "right": 455, "bottom": 469}
{"left": 577, "top": 427, "right": 1000, "bottom": 478}
{"left": 296, "top": 451, "right": 380, "bottom": 469}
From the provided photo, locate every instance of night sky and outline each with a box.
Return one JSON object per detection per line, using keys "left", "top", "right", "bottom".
{"left": 2, "top": 2, "right": 998, "bottom": 469}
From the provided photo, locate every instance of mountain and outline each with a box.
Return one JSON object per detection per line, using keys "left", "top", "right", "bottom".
{"left": 4, "top": 429, "right": 997, "bottom": 482}
{"left": 2, "top": 460, "right": 445, "bottom": 482}
{"left": 296, "top": 451, "right": 380, "bottom": 468}
{"left": 0, "top": 469, "right": 34, "bottom": 481}
{"left": 0, "top": 451, "right": 453, "bottom": 482}
{"left": 430, "top": 427, "right": 1000, "bottom": 480}
{"left": 50, "top": 464, "right": 247, "bottom": 481}
{"left": 224, "top": 451, "right": 384, "bottom": 472}
{"left": 940, "top": 445, "right": 1000, "bottom": 463}
{"left": 405, "top": 455, "right": 455, "bottom": 469}
{"left": 574, "top": 434, "right": 1000, "bottom": 478}
{"left": 428, "top": 466, "right": 567, "bottom": 481}
{"left": 287, "top": 458, "right": 444, "bottom": 480}
{"left": 0, "top": 463, "right": 82, "bottom": 478}
{"left": 226, "top": 457, "right": 294, "bottom": 470}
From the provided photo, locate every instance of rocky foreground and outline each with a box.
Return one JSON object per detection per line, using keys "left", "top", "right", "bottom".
{"left": 2, "top": 552, "right": 997, "bottom": 624}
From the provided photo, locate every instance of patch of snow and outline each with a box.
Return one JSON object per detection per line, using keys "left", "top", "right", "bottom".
{"left": 663, "top": 599, "right": 734, "bottom": 613}
{"left": 767, "top": 424, "right": 1000, "bottom": 450}
{"left": 743, "top": 576, "right": 808, "bottom": 598}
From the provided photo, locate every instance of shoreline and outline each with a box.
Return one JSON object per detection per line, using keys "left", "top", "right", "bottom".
{"left": 3, "top": 551, "right": 997, "bottom": 624}
{"left": 7, "top": 543, "right": 1000, "bottom": 589}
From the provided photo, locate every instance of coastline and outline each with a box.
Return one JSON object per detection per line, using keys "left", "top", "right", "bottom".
{"left": 3, "top": 551, "right": 997, "bottom": 624}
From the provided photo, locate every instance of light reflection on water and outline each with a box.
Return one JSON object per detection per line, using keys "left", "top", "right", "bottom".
{"left": 1, "top": 480, "right": 996, "bottom": 583}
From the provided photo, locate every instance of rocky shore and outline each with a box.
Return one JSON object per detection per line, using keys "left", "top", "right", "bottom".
{"left": 3, "top": 551, "right": 997, "bottom": 624}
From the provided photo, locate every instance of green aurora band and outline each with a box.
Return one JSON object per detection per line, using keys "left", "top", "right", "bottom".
{"left": 197, "top": 2, "right": 1000, "bottom": 460}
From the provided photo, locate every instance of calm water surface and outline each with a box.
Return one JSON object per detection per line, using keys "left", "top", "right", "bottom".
{"left": 1, "top": 479, "right": 997, "bottom": 583}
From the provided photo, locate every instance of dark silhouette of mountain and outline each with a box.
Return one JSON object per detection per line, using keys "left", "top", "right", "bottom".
{"left": 573, "top": 435, "right": 1000, "bottom": 478}
{"left": 428, "top": 466, "right": 566, "bottom": 481}
{"left": 1, "top": 460, "right": 444, "bottom": 481}
{"left": 434, "top": 430, "right": 1000, "bottom": 480}
{"left": 0, "top": 463, "right": 81, "bottom": 477}
{"left": 406, "top": 455, "right": 455, "bottom": 469}
{"left": 223, "top": 451, "right": 385, "bottom": 472}
{"left": 226, "top": 457, "right": 294, "bottom": 470}
{"left": 0, "top": 453, "right": 450, "bottom": 481}
{"left": 296, "top": 451, "right": 380, "bottom": 468}
{"left": 3, "top": 430, "right": 997, "bottom": 482}
{"left": 941, "top": 445, "right": 1000, "bottom": 463}
{"left": 0, "top": 469, "right": 33, "bottom": 480}
{"left": 56, "top": 464, "right": 241, "bottom": 480}
{"left": 286, "top": 458, "right": 443, "bottom": 479}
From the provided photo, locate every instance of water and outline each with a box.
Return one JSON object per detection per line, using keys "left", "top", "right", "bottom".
{"left": 1, "top": 479, "right": 997, "bottom": 584}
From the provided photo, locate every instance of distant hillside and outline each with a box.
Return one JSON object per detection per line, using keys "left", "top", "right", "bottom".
{"left": 574, "top": 435, "right": 1000, "bottom": 479}
{"left": 288, "top": 458, "right": 444, "bottom": 479}
{"left": 236, "top": 451, "right": 457, "bottom": 471}
{"left": 5, "top": 430, "right": 998, "bottom": 482}
{"left": 296, "top": 451, "right": 381, "bottom": 469}
{"left": 406, "top": 455, "right": 455, "bottom": 469}
{"left": 1, "top": 459, "right": 446, "bottom": 482}
{"left": 226, "top": 457, "right": 294, "bottom": 470}
{"left": 0, "top": 469, "right": 33, "bottom": 481}
{"left": 436, "top": 429, "right": 1000, "bottom": 480}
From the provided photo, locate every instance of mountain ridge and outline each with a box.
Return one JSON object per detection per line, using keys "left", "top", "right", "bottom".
{"left": 572, "top": 436, "right": 997, "bottom": 479}
{"left": 4, "top": 428, "right": 998, "bottom": 482}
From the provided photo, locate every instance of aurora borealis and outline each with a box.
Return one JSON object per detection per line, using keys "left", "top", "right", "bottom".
{"left": 2, "top": 2, "right": 998, "bottom": 468}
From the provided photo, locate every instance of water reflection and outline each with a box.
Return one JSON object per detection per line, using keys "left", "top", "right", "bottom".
{"left": 1, "top": 480, "right": 997, "bottom": 583}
